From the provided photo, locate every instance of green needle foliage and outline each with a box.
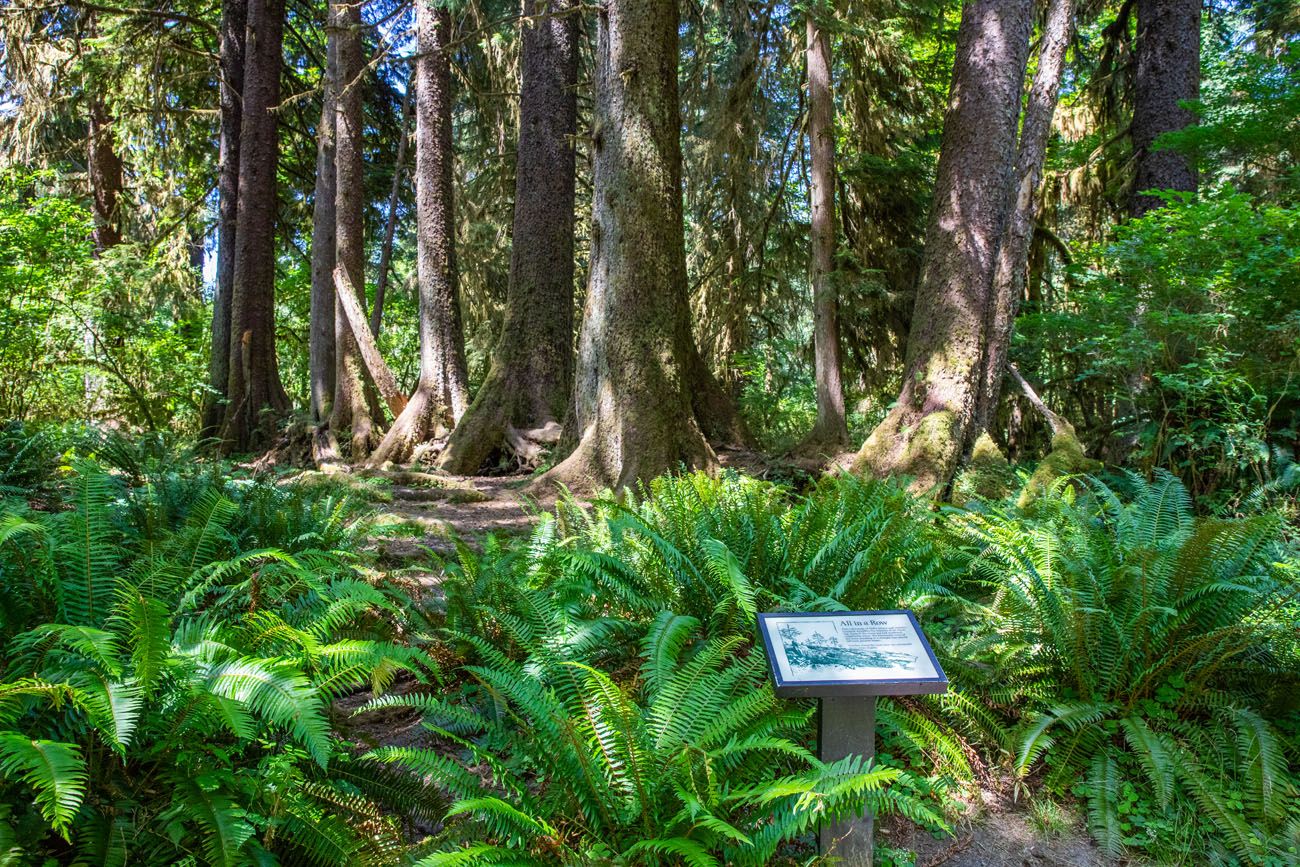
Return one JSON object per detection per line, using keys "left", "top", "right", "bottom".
{"left": 951, "top": 472, "right": 1300, "bottom": 862}
{"left": 0, "top": 459, "right": 442, "bottom": 865}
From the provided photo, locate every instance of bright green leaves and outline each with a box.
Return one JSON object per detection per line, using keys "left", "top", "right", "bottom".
{"left": 0, "top": 735, "right": 86, "bottom": 839}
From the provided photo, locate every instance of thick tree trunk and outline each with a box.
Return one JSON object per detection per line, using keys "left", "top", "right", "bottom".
{"left": 802, "top": 11, "right": 847, "bottom": 449}
{"left": 540, "top": 0, "right": 734, "bottom": 492}
{"left": 973, "top": 0, "right": 1076, "bottom": 435}
{"left": 309, "top": 18, "right": 338, "bottom": 442}
{"left": 330, "top": 0, "right": 379, "bottom": 459}
{"left": 1131, "top": 0, "right": 1199, "bottom": 217}
{"left": 852, "top": 0, "right": 1034, "bottom": 493}
{"left": 370, "top": 1, "right": 468, "bottom": 465}
{"left": 220, "top": 0, "right": 290, "bottom": 453}
{"left": 87, "top": 97, "right": 123, "bottom": 252}
{"left": 203, "top": 0, "right": 246, "bottom": 440}
{"left": 438, "top": 0, "right": 578, "bottom": 474}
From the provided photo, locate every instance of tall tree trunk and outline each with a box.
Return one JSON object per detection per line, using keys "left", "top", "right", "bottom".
{"left": 802, "top": 9, "right": 847, "bottom": 449}
{"left": 220, "top": 0, "right": 290, "bottom": 453}
{"left": 372, "top": 74, "right": 413, "bottom": 337}
{"left": 438, "top": 0, "right": 578, "bottom": 474}
{"left": 540, "top": 0, "right": 736, "bottom": 492}
{"left": 1131, "top": 0, "right": 1199, "bottom": 217}
{"left": 309, "top": 16, "right": 338, "bottom": 442}
{"left": 973, "top": 0, "right": 1076, "bottom": 435}
{"left": 203, "top": 0, "right": 246, "bottom": 440}
{"left": 330, "top": 0, "right": 379, "bottom": 458}
{"left": 87, "top": 97, "right": 123, "bottom": 252}
{"left": 852, "top": 0, "right": 1034, "bottom": 493}
{"left": 371, "top": 1, "right": 468, "bottom": 465}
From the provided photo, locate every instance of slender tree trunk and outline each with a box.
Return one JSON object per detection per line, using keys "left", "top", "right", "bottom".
{"left": 330, "top": 0, "right": 379, "bottom": 458}
{"left": 203, "top": 0, "right": 246, "bottom": 440}
{"left": 87, "top": 97, "right": 123, "bottom": 252}
{"left": 309, "top": 16, "right": 338, "bottom": 446}
{"left": 852, "top": 0, "right": 1034, "bottom": 493}
{"left": 802, "top": 10, "right": 847, "bottom": 448}
{"left": 540, "top": 0, "right": 737, "bottom": 492}
{"left": 372, "top": 74, "right": 413, "bottom": 337}
{"left": 1131, "top": 0, "right": 1199, "bottom": 217}
{"left": 371, "top": 1, "right": 468, "bottom": 465}
{"left": 973, "top": 0, "right": 1076, "bottom": 435}
{"left": 438, "top": 0, "right": 578, "bottom": 474}
{"left": 220, "top": 0, "right": 290, "bottom": 453}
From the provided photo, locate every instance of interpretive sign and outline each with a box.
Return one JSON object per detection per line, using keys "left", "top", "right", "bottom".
{"left": 758, "top": 610, "right": 947, "bottom": 697}
{"left": 757, "top": 610, "right": 948, "bottom": 865}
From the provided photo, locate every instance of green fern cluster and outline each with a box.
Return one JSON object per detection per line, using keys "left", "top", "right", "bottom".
{"left": 372, "top": 599, "right": 946, "bottom": 865}
{"left": 540, "top": 471, "right": 948, "bottom": 632}
{"left": 951, "top": 471, "right": 1300, "bottom": 862}
{"left": 423, "top": 472, "right": 974, "bottom": 861}
{"left": 0, "top": 460, "right": 440, "bottom": 865}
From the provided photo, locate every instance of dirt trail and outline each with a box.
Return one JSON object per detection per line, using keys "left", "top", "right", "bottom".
{"left": 362, "top": 472, "right": 539, "bottom": 600}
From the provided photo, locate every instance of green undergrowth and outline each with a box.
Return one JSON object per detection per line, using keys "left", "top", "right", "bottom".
{"left": 0, "top": 446, "right": 443, "bottom": 864}
{"left": 1, "top": 427, "right": 1297, "bottom": 865}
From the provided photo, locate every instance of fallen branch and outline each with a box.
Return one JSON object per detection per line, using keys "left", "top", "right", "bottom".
{"left": 333, "top": 266, "right": 408, "bottom": 417}
{"left": 1007, "top": 362, "right": 1075, "bottom": 441}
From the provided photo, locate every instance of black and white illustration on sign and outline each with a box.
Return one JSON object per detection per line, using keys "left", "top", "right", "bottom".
{"left": 762, "top": 612, "right": 940, "bottom": 683}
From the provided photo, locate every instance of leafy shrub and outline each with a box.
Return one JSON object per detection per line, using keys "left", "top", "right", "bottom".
{"left": 0, "top": 460, "right": 440, "bottom": 864}
{"left": 951, "top": 472, "right": 1300, "bottom": 861}
{"left": 0, "top": 172, "right": 207, "bottom": 431}
{"left": 1017, "top": 192, "right": 1300, "bottom": 505}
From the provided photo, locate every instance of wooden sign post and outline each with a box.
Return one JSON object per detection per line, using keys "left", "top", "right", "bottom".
{"left": 758, "top": 610, "right": 948, "bottom": 865}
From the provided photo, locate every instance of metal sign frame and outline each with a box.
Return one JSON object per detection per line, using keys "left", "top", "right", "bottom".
{"left": 757, "top": 609, "right": 948, "bottom": 698}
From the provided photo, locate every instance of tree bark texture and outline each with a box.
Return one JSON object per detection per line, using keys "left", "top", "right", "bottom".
{"left": 439, "top": 0, "right": 578, "bottom": 474}
{"left": 330, "top": 0, "right": 379, "bottom": 458}
{"left": 803, "top": 11, "right": 847, "bottom": 448}
{"left": 309, "top": 17, "right": 337, "bottom": 435}
{"left": 974, "top": 0, "right": 1075, "bottom": 435}
{"left": 1131, "top": 0, "right": 1199, "bottom": 217}
{"left": 203, "top": 0, "right": 246, "bottom": 440}
{"left": 852, "top": 0, "right": 1034, "bottom": 493}
{"left": 220, "top": 0, "right": 290, "bottom": 453}
{"left": 372, "top": 74, "right": 413, "bottom": 338}
{"left": 371, "top": 1, "right": 468, "bottom": 465}
{"left": 333, "top": 267, "right": 408, "bottom": 417}
{"left": 87, "top": 97, "right": 123, "bottom": 252}
{"left": 541, "top": 0, "right": 727, "bottom": 492}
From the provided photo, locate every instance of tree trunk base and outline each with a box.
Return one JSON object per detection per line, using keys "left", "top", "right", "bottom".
{"left": 852, "top": 406, "right": 963, "bottom": 496}
{"left": 436, "top": 364, "right": 565, "bottom": 475}
{"left": 535, "top": 417, "right": 717, "bottom": 496}
{"left": 369, "top": 386, "right": 447, "bottom": 467}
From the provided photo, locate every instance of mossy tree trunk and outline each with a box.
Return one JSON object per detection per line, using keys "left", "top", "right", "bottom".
{"left": 309, "top": 13, "right": 337, "bottom": 454}
{"left": 802, "top": 9, "right": 848, "bottom": 451}
{"left": 371, "top": 0, "right": 467, "bottom": 465}
{"left": 973, "top": 0, "right": 1076, "bottom": 435}
{"left": 541, "top": 0, "right": 740, "bottom": 492}
{"left": 329, "top": 0, "right": 380, "bottom": 459}
{"left": 1131, "top": 0, "right": 1199, "bottom": 217}
{"left": 438, "top": 0, "right": 578, "bottom": 474}
{"left": 852, "top": 0, "right": 1033, "bottom": 493}
{"left": 202, "top": 0, "right": 246, "bottom": 440}
{"left": 220, "top": 0, "right": 290, "bottom": 453}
